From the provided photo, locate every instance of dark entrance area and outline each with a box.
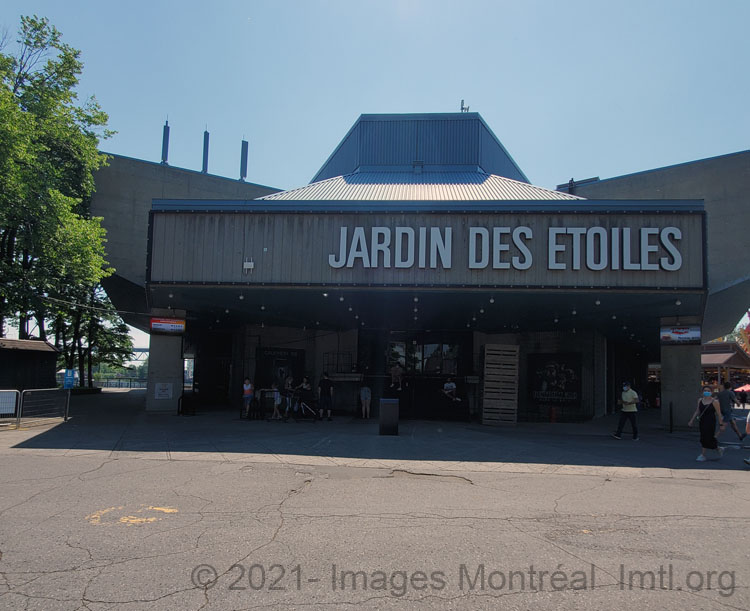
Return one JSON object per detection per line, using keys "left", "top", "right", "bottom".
{"left": 359, "top": 329, "right": 472, "bottom": 421}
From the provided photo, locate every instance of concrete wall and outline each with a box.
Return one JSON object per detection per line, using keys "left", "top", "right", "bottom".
{"left": 146, "top": 309, "right": 187, "bottom": 412}
{"left": 91, "top": 155, "right": 278, "bottom": 328}
{"left": 660, "top": 343, "right": 702, "bottom": 430}
{"left": 570, "top": 151, "right": 750, "bottom": 338}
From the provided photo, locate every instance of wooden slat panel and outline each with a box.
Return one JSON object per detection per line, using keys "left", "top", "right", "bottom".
{"left": 482, "top": 344, "right": 519, "bottom": 426}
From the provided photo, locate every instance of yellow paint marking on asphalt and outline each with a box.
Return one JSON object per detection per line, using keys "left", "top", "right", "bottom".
{"left": 119, "top": 516, "right": 158, "bottom": 524}
{"left": 86, "top": 505, "right": 178, "bottom": 525}
{"left": 86, "top": 506, "right": 124, "bottom": 525}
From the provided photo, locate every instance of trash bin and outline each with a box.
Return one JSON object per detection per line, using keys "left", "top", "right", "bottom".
{"left": 379, "top": 398, "right": 399, "bottom": 435}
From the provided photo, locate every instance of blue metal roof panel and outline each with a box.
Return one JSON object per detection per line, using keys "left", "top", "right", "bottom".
{"left": 311, "top": 113, "right": 529, "bottom": 183}
{"left": 152, "top": 198, "right": 705, "bottom": 213}
{"left": 258, "top": 171, "right": 583, "bottom": 201}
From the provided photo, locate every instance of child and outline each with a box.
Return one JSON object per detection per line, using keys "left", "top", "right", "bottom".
{"left": 242, "top": 378, "right": 254, "bottom": 419}
{"left": 270, "top": 383, "right": 283, "bottom": 420}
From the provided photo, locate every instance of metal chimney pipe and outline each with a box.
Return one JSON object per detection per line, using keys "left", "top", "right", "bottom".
{"left": 161, "top": 120, "right": 170, "bottom": 165}
{"left": 240, "top": 139, "right": 248, "bottom": 181}
{"left": 202, "top": 130, "right": 209, "bottom": 173}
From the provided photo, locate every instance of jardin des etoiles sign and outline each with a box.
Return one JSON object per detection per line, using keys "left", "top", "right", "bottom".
{"left": 328, "top": 225, "right": 683, "bottom": 272}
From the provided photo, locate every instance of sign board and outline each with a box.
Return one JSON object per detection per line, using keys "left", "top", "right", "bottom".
{"left": 660, "top": 325, "right": 701, "bottom": 345}
{"left": 154, "top": 382, "right": 173, "bottom": 400}
{"left": 63, "top": 369, "right": 76, "bottom": 389}
{"left": 150, "top": 210, "right": 705, "bottom": 290}
{"left": 150, "top": 317, "right": 186, "bottom": 334}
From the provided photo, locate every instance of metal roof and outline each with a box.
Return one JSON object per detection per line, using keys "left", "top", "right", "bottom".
{"left": 258, "top": 171, "right": 583, "bottom": 201}
{"left": 311, "top": 113, "right": 529, "bottom": 183}
{"left": 0, "top": 339, "right": 58, "bottom": 353}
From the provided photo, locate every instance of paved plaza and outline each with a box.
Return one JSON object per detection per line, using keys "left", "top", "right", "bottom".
{"left": 1, "top": 389, "right": 749, "bottom": 610}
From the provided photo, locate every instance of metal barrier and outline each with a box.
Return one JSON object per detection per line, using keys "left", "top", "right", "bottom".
{"left": 16, "top": 388, "right": 70, "bottom": 429}
{"left": 0, "top": 390, "right": 21, "bottom": 426}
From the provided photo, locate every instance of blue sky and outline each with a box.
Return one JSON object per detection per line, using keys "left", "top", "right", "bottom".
{"left": 3, "top": 0, "right": 749, "bottom": 192}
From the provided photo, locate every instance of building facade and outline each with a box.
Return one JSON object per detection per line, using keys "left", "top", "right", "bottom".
{"left": 130, "top": 113, "right": 708, "bottom": 424}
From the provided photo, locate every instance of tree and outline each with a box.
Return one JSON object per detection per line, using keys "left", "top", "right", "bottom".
{"left": 0, "top": 15, "right": 113, "bottom": 339}
{"left": 53, "top": 285, "right": 133, "bottom": 387}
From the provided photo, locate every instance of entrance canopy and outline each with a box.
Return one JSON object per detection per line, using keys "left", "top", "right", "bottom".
{"left": 147, "top": 199, "right": 705, "bottom": 359}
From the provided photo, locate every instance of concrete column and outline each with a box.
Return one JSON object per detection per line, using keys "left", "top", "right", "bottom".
{"left": 660, "top": 343, "right": 702, "bottom": 430}
{"left": 146, "top": 309, "right": 186, "bottom": 412}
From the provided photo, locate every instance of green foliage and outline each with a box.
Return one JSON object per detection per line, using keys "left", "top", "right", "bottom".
{"left": 0, "top": 15, "right": 114, "bottom": 339}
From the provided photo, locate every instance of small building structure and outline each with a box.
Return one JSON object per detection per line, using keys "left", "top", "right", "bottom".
{"left": 0, "top": 339, "right": 59, "bottom": 391}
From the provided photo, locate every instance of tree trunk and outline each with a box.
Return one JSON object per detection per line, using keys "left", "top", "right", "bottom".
{"left": 18, "top": 313, "right": 30, "bottom": 339}
{"left": 77, "top": 336, "right": 85, "bottom": 388}
{"left": 36, "top": 311, "right": 47, "bottom": 341}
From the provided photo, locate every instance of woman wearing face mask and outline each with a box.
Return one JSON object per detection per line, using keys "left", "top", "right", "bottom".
{"left": 688, "top": 386, "right": 725, "bottom": 462}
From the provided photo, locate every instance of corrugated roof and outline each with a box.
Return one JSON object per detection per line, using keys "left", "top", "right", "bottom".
{"left": 0, "top": 339, "right": 58, "bottom": 353}
{"left": 311, "top": 113, "right": 529, "bottom": 183}
{"left": 258, "top": 171, "right": 584, "bottom": 201}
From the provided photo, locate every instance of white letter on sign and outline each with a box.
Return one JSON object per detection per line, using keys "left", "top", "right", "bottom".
{"left": 329, "top": 227, "right": 347, "bottom": 268}
{"left": 469, "top": 227, "right": 489, "bottom": 269}
{"left": 346, "top": 227, "right": 371, "bottom": 268}
{"left": 371, "top": 227, "right": 391, "bottom": 268}
{"left": 395, "top": 227, "right": 414, "bottom": 268}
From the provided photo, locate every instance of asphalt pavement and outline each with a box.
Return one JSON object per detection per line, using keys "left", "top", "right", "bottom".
{"left": 0, "top": 389, "right": 748, "bottom": 610}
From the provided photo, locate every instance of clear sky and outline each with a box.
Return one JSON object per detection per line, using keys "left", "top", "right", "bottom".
{"left": 3, "top": 0, "right": 749, "bottom": 192}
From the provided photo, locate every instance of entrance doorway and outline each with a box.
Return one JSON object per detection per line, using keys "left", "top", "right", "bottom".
{"left": 360, "top": 330, "right": 471, "bottom": 420}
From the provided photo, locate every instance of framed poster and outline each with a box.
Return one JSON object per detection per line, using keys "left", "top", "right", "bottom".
{"left": 527, "top": 353, "right": 582, "bottom": 419}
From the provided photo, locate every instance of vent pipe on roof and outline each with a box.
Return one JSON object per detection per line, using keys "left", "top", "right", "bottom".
{"left": 202, "top": 129, "right": 209, "bottom": 173}
{"left": 240, "top": 139, "right": 248, "bottom": 181}
{"left": 161, "top": 120, "right": 170, "bottom": 165}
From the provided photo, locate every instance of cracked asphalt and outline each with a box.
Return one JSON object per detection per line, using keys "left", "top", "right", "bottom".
{"left": 1, "top": 389, "right": 749, "bottom": 610}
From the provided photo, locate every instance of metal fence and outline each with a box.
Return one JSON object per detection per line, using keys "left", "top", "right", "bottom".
{"left": 0, "top": 388, "right": 70, "bottom": 430}
{"left": 0, "top": 390, "right": 21, "bottom": 425}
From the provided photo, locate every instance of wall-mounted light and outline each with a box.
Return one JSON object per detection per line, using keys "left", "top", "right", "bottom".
{"left": 239, "top": 294, "right": 244, "bottom": 300}
{"left": 572, "top": 309, "right": 577, "bottom": 315}
{"left": 675, "top": 299, "right": 681, "bottom": 306}
{"left": 489, "top": 297, "right": 495, "bottom": 304}
{"left": 168, "top": 293, "right": 174, "bottom": 299}
{"left": 322, "top": 292, "right": 329, "bottom": 298}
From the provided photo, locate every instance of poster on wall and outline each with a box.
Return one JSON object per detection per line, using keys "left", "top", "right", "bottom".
{"left": 527, "top": 353, "right": 582, "bottom": 420}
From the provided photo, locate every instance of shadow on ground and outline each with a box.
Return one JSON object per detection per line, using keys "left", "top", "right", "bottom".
{"left": 6, "top": 389, "right": 750, "bottom": 472}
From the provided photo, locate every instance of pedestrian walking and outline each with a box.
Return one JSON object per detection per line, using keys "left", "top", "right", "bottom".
{"left": 716, "top": 381, "right": 745, "bottom": 442}
{"left": 688, "top": 385, "right": 725, "bottom": 461}
{"left": 611, "top": 381, "right": 640, "bottom": 440}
